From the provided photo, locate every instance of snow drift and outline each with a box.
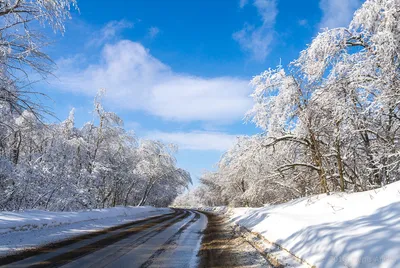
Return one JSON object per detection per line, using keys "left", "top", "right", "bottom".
{"left": 230, "top": 181, "right": 400, "bottom": 268}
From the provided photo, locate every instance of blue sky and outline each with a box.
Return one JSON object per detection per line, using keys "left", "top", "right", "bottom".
{"left": 38, "top": 0, "right": 363, "bottom": 186}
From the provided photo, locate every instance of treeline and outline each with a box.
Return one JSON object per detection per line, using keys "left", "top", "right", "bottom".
{"left": 0, "top": 92, "right": 191, "bottom": 211}
{"left": 0, "top": 1, "right": 190, "bottom": 211}
{"left": 174, "top": 0, "right": 400, "bottom": 207}
{"left": 0, "top": 92, "right": 190, "bottom": 211}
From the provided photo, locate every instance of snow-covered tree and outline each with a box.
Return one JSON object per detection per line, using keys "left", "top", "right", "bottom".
{"left": 185, "top": 0, "right": 400, "bottom": 207}
{"left": 0, "top": 91, "right": 191, "bottom": 211}
{"left": 0, "top": 0, "right": 77, "bottom": 117}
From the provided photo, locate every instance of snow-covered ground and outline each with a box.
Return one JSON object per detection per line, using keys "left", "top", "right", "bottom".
{"left": 0, "top": 206, "right": 172, "bottom": 257}
{"left": 230, "top": 181, "right": 400, "bottom": 268}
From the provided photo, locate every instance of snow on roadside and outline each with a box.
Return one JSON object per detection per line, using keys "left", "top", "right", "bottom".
{"left": 187, "top": 206, "right": 228, "bottom": 214}
{"left": 0, "top": 206, "right": 172, "bottom": 257}
{"left": 230, "top": 181, "right": 400, "bottom": 268}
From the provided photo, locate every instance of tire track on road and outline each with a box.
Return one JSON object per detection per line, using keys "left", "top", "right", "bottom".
{"left": 82, "top": 211, "right": 193, "bottom": 268}
{"left": 0, "top": 211, "right": 180, "bottom": 267}
{"left": 29, "top": 211, "right": 189, "bottom": 268}
{"left": 139, "top": 211, "right": 202, "bottom": 268}
{"left": 1, "top": 210, "right": 184, "bottom": 268}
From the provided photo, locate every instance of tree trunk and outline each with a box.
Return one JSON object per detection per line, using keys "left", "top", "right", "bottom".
{"left": 138, "top": 180, "right": 155, "bottom": 207}
{"left": 11, "top": 130, "right": 21, "bottom": 165}
{"left": 336, "top": 121, "right": 345, "bottom": 191}
{"left": 309, "top": 129, "right": 328, "bottom": 193}
{"left": 124, "top": 180, "right": 136, "bottom": 206}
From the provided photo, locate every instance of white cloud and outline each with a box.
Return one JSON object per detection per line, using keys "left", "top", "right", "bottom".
{"left": 54, "top": 40, "right": 252, "bottom": 123}
{"left": 318, "top": 0, "right": 362, "bottom": 29}
{"left": 146, "top": 131, "right": 238, "bottom": 151}
{"left": 298, "top": 19, "right": 308, "bottom": 26}
{"left": 125, "top": 121, "right": 141, "bottom": 131}
{"left": 87, "top": 20, "right": 133, "bottom": 47}
{"left": 233, "top": 0, "right": 277, "bottom": 61}
{"left": 148, "top": 26, "right": 160, "bottom": 39}
{"left": 233, "top": 24, "right": 274, "bottom": 62}
{"left": 239, "top": 0, "right": 249, "bottom": 8}
{"left": 253, "top": 0, "right": 278, "bottom": 25}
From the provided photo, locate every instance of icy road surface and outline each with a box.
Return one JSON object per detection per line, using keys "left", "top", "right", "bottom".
{"left": 0, "top": 209, "right": 207, "bottom": 268}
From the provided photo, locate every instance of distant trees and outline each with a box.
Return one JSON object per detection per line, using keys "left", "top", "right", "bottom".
{"left": 175, "top": 0, "right": 400, "bottom": 208}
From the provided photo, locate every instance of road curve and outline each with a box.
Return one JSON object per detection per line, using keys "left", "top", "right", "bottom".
{"left": 0, "top": 209, "right": 207, "bottom": 268}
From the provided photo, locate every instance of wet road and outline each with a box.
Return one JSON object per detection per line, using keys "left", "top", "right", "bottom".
{"left": 1, "top": 210, "right": 207, "bottom": 268}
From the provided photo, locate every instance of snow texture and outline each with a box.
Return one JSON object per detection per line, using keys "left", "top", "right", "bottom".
{"left": 230, "top": 181, "right": 400, "bottom": 268}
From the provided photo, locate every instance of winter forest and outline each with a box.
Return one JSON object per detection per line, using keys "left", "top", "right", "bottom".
{"left": 175, "top": 0, "right": 400, "bottom": 207}
{"left": 0, "top": 0, "right": 191, "bottom": 211}
{"left": 1, "top": 0, "right": 400, "bottom": 212}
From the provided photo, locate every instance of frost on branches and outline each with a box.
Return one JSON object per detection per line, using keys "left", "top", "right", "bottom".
{"left": 0, "top": 0, "right": 78, "bottom": 115}
{"left": 176, "top": 0, "right": 400, "bottom": 207}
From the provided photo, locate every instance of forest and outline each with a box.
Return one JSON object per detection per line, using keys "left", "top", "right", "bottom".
{"left": 175, "top": 0, "right": 400, "bottom": 207}
{"left": 0, "top": 1, "right": 399, "bottom": 267}
{"left": 0, "top": 0, "right": 191, "bottom": 211}
{"left": 1, "top": 0, "right": 400, "bottom": 212}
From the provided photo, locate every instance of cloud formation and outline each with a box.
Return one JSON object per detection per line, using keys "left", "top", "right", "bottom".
{"left": 234, "top": 0, "right": 277, "bottom": 61}
{"left": 318, "top": 0, "right": 362, "bottom": 29}
{"left": 239, "top": 0, "right": 249, "bottom": 8}
{"left": 87, "top": 20, "right": 133, "bottom": 47}
{"left": 147, "top": 26, "right": 160, "bottom": 39}
{"left": 55, "top": 40, "right": 252, "bottom": 123}
{"left": 298, "top": 19, "right": 308, "bottom": 26}
{"left": 146, "top": 131, "right": 238, "bottom": 151}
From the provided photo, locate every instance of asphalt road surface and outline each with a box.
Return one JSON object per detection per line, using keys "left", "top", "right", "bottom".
{"left": 0, "top": 209, "right": 207, "bottom": 268}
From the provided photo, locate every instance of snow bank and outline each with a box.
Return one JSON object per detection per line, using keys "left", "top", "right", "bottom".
{"left": 230, "top": 181, "right": 400, "bottom": 268}
{"left": 193, "top": 206, "right": 228, "bottom": 214}
{"left": 0, "top": 206, "right": 172, "bottom": 256}
{"left": 0, "top": 206, "right": 171, "bottom": 234}
{"left": 171, "top": 206, "right": 228, "bottom": 214}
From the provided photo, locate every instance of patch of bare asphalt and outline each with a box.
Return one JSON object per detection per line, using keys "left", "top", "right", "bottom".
{"left": 29, "top": 211, "right": 190, "bottom": 268}
{"left": 198, "top": 212, "right": 281, "bottom": 268}
{"left": 140, "top": 211, "right": 201, "bottom": 268}
{"left": 0, "top": 210, "right": 183, "bottom": 267}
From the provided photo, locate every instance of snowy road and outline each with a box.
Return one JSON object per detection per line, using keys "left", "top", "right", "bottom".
{"left": 0, "top": 209, "right": 207, "bottom": 268}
